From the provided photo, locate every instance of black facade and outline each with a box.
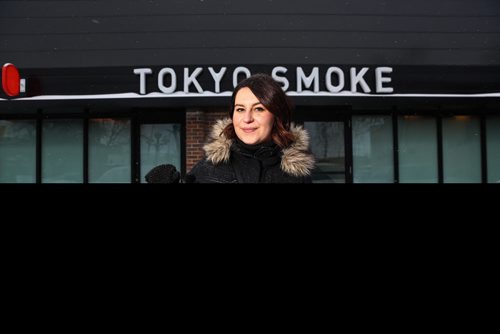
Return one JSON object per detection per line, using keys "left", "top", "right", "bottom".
{"left": 1, "top": 0, "right": 499, "bottom": 183}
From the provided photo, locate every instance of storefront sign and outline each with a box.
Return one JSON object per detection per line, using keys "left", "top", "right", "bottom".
{"left": 134, "top": 66, "right": 394, "bottom": 95}
{"left": 3, "top": 64, "right": 500, "bottom": 102}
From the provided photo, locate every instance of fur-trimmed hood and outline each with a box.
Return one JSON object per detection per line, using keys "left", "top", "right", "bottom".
{"left": 203, "top": 118, "right": 315, "bottom": 177}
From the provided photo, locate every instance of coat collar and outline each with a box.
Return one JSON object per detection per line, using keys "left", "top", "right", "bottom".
{"left": 203, "top": 118, "right": 315, "bottom": 177}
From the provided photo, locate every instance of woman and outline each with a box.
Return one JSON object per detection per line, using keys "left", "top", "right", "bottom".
{"left": 186, "top": 73, "right": 315, "bottom": 183}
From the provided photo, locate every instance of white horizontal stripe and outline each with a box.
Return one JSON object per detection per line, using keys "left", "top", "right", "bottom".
{"left": 2, "top": 90, "right": 500, "bottom": 101}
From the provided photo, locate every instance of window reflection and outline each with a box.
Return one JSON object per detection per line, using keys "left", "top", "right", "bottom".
{"left": 304, "top": 121, "right": 345, "bottom": 183}
{"left": 0, "top": 120, "right": 36, "bottom": 183}
{"left": 89, "top": 118, "right": 131, "bottom": 183}
{"left": 398, "top": 116, "right": 438, "bottom": 183}
{"left": 442, "top": 116, "right": 481, "bottom": 183}
{"left": 352, "top": 116, "right": 393, "bottom": 183}
{"left": 487, "top": 116, "right": 500, "bottom": 183}
{"left": 140, "top": 123, "right": 181, "bottom": 183}
{"left": 42, "top": 119, "right": 83, "bottom": 183}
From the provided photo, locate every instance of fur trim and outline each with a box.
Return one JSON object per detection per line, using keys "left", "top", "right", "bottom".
{"left": 280, "top": 123, "right": 316, "bottom": 177}
{"left": 203, "top": 118, "right": 315, "bottom": 177}
{"left": 203, "top": 118, "right": 233, "bottom": 164}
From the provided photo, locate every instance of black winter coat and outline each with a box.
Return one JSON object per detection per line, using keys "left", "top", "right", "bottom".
{"left": 186, "top": 118, "right": 315, "bottom": 183}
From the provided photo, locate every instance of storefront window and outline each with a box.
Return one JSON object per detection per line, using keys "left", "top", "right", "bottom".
{"left": 352, "top": 116, "right": 393, "bottom": 183}
{"left": 42, "top": 119, "right": 83, "bottom": 183}
{"left": 0, "top": 120, "right": 36, "bottom": 183}
{"left": 486, "top": 116, "right": 500, "bottom": 183}
{"left": 442, "top": 116, "right": 481, "bottom": 183}
{"left": 304, "top": 121, "right": 345, "bottom": 183}
{"left": 140, "top": 123, "right": 181, "bottom": 183}
{"left": 89, "top": 119, "right": 131, "bottom": 183}
{"left": 398, "top": 116, "right": 438, "bottom": 183}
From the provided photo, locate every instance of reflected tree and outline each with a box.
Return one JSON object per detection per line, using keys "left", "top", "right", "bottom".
{"left": 141, "top": 124, "right": 180, "bottom": 164}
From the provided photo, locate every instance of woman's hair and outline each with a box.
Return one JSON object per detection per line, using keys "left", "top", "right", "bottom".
{"left": 222, "top": 73, "right": 295, "bottom": 148}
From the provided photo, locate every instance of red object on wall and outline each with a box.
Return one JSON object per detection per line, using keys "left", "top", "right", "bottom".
{"left": 2, "top": 63, "right": 21, "bottom": 96}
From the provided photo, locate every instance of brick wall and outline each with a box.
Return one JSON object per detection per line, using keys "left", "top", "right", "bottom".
{"left": 185, "top": 108, "right": 227, "bottom": 172}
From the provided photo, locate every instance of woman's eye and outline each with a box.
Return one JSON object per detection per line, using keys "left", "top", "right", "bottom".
{"left": 255, "top": 107, "right": 264, "bottom": 112}
{"left": 235, "top": 108, "right": 245, "bottom": 112}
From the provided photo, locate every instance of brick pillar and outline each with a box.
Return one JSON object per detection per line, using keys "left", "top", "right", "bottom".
{"left": 186, "top": 110, "right": 206, "bottom": 172}
{"left": 185, "top": 108, "right": 229, "bottom": 172}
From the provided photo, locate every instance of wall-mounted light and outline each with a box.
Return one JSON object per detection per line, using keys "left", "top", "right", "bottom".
{"left": 2, "top": 63, "right": 26, "bottom": 97}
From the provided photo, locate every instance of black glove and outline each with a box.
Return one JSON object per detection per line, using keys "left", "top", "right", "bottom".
{"left": 145, "top": 164, "right": 180, "bottom": 183}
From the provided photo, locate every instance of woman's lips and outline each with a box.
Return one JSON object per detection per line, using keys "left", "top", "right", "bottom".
{"left": 242, "top": 128, "right": 257, "bottom": 133}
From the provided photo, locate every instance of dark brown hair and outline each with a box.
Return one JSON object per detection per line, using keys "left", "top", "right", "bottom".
{"left": 222, "top": 73, "right": 295, "bottom": 148}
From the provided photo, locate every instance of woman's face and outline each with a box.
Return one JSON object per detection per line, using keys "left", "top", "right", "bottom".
{"left": 233, "top": 87, "right": 275, "bottom": 145}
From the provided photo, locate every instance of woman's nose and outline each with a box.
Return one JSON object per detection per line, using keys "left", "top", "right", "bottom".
{"left": 243, "top": 110, "right": 254, "bottom": 123}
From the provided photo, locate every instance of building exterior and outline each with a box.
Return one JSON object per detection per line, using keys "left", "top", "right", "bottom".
{"left": 0, "top": 0, "right": 499, "bottom": 183}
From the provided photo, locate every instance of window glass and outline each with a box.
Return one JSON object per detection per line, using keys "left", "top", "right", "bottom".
{"left": 398, "top": 116, "right": 438, "bottom": 183}
{"left": 486, "top": 116, "right": 500, "bottom": 183}
{"left": 442, "top": 116, "right": 481, "bottom": 183}
{"left": 89, "top": 118, "right": 131, "bottom": 183}
{"left": 0, "top": 120, "right": 36, "bottom": 183}
{"left": 42, "top": 119, "right": 83, "bottom": 183}
{"left": 352, "top": 116, "right": 393, "bottom": 183}
{"left": 140, "top": 123, "right": 181, "bottom": 183}
{"left": 304, "top": 121, "right": 345, "bottom": 183}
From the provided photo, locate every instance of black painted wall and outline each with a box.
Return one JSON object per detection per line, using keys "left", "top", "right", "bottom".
{"left": 1, "top": 0, "right": 499, "bottom": 69}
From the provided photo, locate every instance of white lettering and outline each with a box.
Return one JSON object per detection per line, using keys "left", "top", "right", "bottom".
{"left": 297, "top": 67, "right": 319, "bottom": 93}
{"left": 134, "top": 68, "right": 152, "bottom": 95}
{"left": 184, "top": 67, "right": 204, "bottom": 93}
{"left": 134, "top": 65, "right": 395, "bottom": 96}
{"left": 325, "top": 67, "right": 344, "bottom": 93}
{"left": 233, "top": 67, "right": 251, "bottom": 88}
{"left": 208, "top": 67, "right": 227, "bottom": 93}
{"left": 350, "top": 67, "right": 371, "bottom": 93}
{"left": 375, "top": 67, "right": 394, "bottom": 93}
{"left": 158, "top": 68, "right": 177, "bottom": 94}
{"left": 272, "top": 66, "right": 290, "bottom": 91}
